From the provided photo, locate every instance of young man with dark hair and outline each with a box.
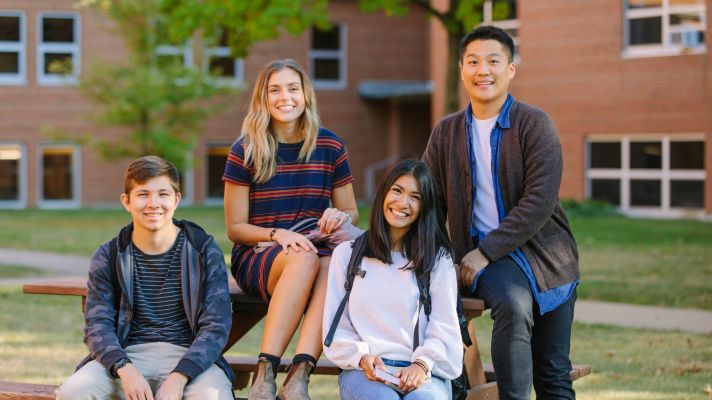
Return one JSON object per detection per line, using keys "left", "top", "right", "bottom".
{"left": 423, "top": 26, "right": 580, "bottom": 399}
{"left": 56, "top": 156, "right": 235, "bottom": 400}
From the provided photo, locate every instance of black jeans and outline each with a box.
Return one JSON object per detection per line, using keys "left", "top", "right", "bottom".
{"left": 473, "top": 256, "right": 576, "bottom": 400}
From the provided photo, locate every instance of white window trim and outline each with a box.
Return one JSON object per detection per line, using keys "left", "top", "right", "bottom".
{"left": 37, "top": 143, "right": 81, "bottom": 209}
{"left": 203, "top": 143, "right": 231, "bottom": 205}
{"left": 309, "top": 23, "right": 347, "bottom": 90}
{"left": 0, "top": 142, "right": 27, "bottom": 209}
{"left": 203, "top": 46, "right": 244, "bottom": 87}
{"left": 156, "top": 42, "right": 193, "bottom": 68}
{"left": 481, "top": 0, "right": 521, "bottom": 64}
{"left": 622, "top": 0, "right": 707, "bottom": 58}
{"left": 37, "top": 12, "right": 80, "bottom": 86}
{"left": 0, "top": 11, "right": 26, "bottom": 85}
{"left": 586, "top": 134, "right": 706, "bottom": 218}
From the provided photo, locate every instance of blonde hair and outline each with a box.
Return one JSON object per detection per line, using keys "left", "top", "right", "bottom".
{"left": 241, "top": 59, "right": 320, "bottom": 183}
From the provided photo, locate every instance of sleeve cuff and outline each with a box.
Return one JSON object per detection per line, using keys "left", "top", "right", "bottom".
{"left": 100, "top": 349, "right": 128, "bottom": 372}
{"left": 173, "top": 358, "right": 203, "bottom": 382}
{"left": 346, "top": 351, "right": 368, "bottom": 370}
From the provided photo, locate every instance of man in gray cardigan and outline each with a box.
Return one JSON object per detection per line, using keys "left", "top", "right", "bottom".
{"left": 423, "top": 26, "right": 580, "bottom": 400}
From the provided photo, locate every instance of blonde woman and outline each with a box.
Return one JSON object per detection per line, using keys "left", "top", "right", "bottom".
{"left": 223, "top": 59, "right": 358, "bottom": 400}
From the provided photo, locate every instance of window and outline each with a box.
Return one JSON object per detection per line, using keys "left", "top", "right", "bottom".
{"left": 38, "top": 144, "right": 80, "bottom": 208}
{"left": 586, "top": 135, "right": 706, "bottom": 217}
{"left": 0, "top": 143, "right": 26, "bottom": 208}
{"left": 37, "top": 13, "right": 80, "bottom": 85}
{"left": 481, "top": 0, "right": 520, "bottom": 63}
{"left": 205, "top": 145, "right": 230, "bottom": 203}
{"left": 0, "top": 11, "right": 25, "bottom": 85}
{"left": 204, "top": 33, "right": 243, "bottom": 86}
{"left": 154, "top": 20, "right": 192, "bottom": 68}
{"left": 624, "top": 0, "right": 706, "bottom": 57}
{"left": 309, "top": 23, "right": 346, "bottom": 89}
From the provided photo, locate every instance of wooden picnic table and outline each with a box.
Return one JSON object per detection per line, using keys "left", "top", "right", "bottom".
{"left": 23, "top": 277, "right": 500, "bottom": 399}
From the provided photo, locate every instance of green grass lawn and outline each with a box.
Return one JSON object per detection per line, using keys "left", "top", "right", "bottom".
{"left": 1, "top": 208, "right": 710, "bottom": 310}
{"left": 1, "top": 285, "right": 710, "bottom": 399}
{"left": 0, "top": 264, "right": 49, "bottom": 278}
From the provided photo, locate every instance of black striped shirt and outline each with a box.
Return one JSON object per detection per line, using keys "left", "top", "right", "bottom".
{"left": 127, "top": 230, "right": 193, "bottom": 348}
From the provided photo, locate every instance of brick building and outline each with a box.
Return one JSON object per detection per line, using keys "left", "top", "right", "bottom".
{"left": 1, "top": 0, "right": 710, "bottom": 219}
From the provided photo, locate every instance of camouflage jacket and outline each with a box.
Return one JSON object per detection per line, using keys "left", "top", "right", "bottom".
{"left": 78, "top": 219, "right": 235, "bottom": 383}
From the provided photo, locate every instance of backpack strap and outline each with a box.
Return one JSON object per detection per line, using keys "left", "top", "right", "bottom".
{"left": 457, "top": 290, "right": 473, "bottom": 347}
{"left": 323, "top": 232, "right": 368, "bottom": 347}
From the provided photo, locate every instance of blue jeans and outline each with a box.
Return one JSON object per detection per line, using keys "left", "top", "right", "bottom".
{"left": 474, "top": 257, "right": 576, "bottom": 400}
{"left": 339, "top": 369, "right": 451, "bottom": 400}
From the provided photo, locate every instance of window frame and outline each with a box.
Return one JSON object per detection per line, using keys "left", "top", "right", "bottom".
{"left": 203, "top": 143, "right": 231, "bottom": 205}
{"left": 37, "top": 12, "right": 81, "bottom": 86}
{"left": 37, "top": 143, "right": 81, "bottom": 209}
{"left": 203, "top": 44, "right": 244, "bottom": 87}
{"left": 0, "top": 11, "right": 26, "bottom": 85}
{"left": 481, "top": 0, "right": 521, "bottom": 64}
{"left": 586, "top": 134, "right": 706, "bottom": 218}
{"left": 309, "top": 23, "right": 347, "bottom": 90}
{"left": 622, "top": 0, "right": 707, "bottom": 58}
{"left": 0, "top": 142, "right": 27, "bottom": 209}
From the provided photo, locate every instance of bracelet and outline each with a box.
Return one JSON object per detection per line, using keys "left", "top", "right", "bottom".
{"left": 412, "top": 360, "right": 429, "bottom": 374}
{"left": 269, "top": 228, "right": 278, "bottom": 241}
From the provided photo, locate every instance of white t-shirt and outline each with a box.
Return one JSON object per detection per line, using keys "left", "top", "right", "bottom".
{"left": 472, "top": 114, "right": 500, "bottom": 234}
{"left": 322, "top": 241, "right": 463, "bottom": 380}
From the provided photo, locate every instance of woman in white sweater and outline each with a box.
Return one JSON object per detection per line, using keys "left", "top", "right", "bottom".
{"left": 323, "top": 159, "right": 462, "bottom": 399}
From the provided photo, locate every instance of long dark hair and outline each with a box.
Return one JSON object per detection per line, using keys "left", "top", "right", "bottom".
{"left": 365, "top": 159, "right": 452, "bottom": 277}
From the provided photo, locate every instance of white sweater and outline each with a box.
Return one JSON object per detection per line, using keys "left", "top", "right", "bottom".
{"left": 322, "top": 241, "right": 463, "bottom": 380}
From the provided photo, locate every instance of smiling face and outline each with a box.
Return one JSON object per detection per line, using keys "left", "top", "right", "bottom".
{"left": 383, "top": 174, "right": 422, "bottom": 246}
{"left": 460, "top": 39, "right": 515, "bottom": 114}
{"left": 267, "top": 67, "right": 306, "bottom": 132}
{"left": 120, "top": 175, "right": 181, "bottom": 234}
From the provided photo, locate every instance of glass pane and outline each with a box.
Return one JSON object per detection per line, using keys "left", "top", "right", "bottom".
{"left": 314, "top": 58, "right": 340, "bottom": 80}
{"left": 44, "top": 53, "right": 73, "bottom": 75}
{"left": 590, "top": 142, "right": 621, "bottom": 168}
{"left": 670, "top": 180, "right": 704, "bottom": 208}
{"left": 493, "top": 0, "right": 516, "bottom": 20}
{"left": 0, "top": 52, "right": 19, "bottom": 74}
{"left": 590, "top": 179, "right": 620, "bottom": 206}
{"left": 630, "top": 141, "right": 661, "bottom": 169}
{"left": 209, "top": 56, "right": 235, "bottom": 77}
{"left": 0, "top": 146, "right": 21, "bottom": 201}
{"left": 42, "top": 17, "right": 74, "bottom": 43}
{"left": 671, "top": 13, "right": 703, "bottom": 26}
{"left": 670, "top": 141, "right": 704, "bottom": 169}
{"left": 207, "top": 148, "right": 229, "bottom": 198}
{"left": 629, "top": 17, "right": 662, "bottom": 45}
{"left": 630, "top": 179, "right": 661, "bottom": 206}
{"left": 157, "top": 53, "right": 184, "bottom": 68}
{"left": 312, "top": 26, "right": 340, "bottom": 50}
{"left": 0, "top": 16, "right": 20, "bottom": 41}
{"left": 42, "top": 151, "right": 72, "bottom": 200}
{"left": 627, "top": 0, "right": 662, "bottom": 9}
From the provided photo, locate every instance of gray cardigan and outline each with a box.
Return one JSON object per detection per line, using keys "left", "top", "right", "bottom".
{"left": 423, "top": 99, "right": 579, "bottom": 291}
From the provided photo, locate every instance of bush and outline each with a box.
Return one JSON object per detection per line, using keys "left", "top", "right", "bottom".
{"left": 560, "top": 198, "right": 621, "bottom": 218}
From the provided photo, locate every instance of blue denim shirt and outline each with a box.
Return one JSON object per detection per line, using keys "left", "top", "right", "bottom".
{"left": 466, "top": 94, "right": 577, "bottom": 315}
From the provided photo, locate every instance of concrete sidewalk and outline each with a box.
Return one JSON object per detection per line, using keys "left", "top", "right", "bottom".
{"left": 1, "top": 247, "right": 711, "bottom": 334}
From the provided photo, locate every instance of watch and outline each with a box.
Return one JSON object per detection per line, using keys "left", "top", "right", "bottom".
{"left": 110, "top": 357, "right": 132, "bottom": 378}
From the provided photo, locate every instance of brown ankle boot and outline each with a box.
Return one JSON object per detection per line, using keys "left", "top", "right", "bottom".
{"left": 277, "top": 360, "right": 315, "bottom": 400}
{"left": 248, "top": 358, "right": 277, "bottom": 400}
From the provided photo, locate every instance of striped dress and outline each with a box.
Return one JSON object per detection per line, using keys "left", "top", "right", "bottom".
{"left": 222, "top": 128, "right": 354, "bottom": 301}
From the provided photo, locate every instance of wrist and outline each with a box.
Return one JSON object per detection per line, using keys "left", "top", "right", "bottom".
{"left": 412, "top": 359, "right": 429, "bottom": 374}
{"left": 111, "top": 357, "right": 132, "bottom": 378}
{"left": 269, "top": 228, "right": 278, "bottom": 241}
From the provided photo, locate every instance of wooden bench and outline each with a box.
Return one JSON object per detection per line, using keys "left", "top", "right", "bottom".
{"left": 22, "top": 278, "right": 588, "bottom": 400}
{"left": 0, "top": 381, "right": 57, "bottom": 400}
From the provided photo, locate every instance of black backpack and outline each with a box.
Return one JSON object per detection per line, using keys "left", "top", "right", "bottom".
{"left": 324, "top": 232, "right": 471, "bottom": 400}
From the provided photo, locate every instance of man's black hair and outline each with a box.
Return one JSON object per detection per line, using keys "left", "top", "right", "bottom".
{"left": 459, "top": 25, "right": 515, "bottom": 63}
